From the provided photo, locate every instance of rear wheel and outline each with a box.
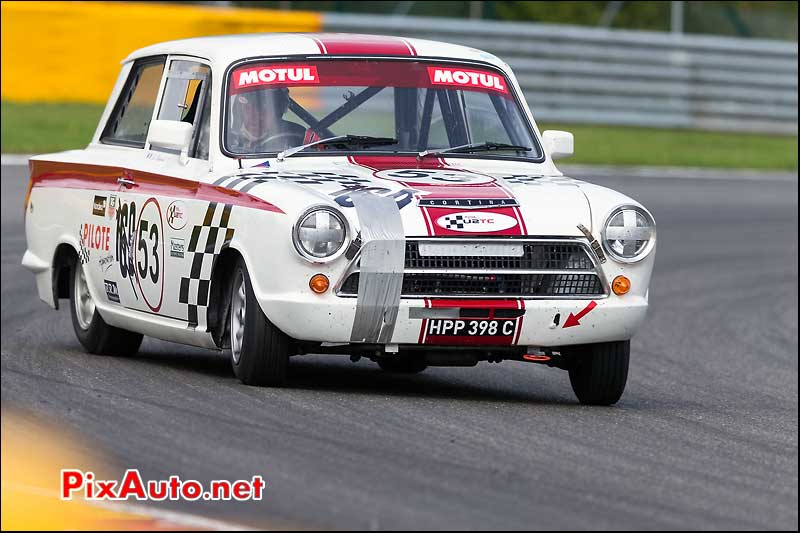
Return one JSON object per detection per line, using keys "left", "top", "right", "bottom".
{"left": 69, "top": 256, "right": 142, "bottom": 356}
{"left": 229, "top": 258, "right": 289, "bottom": 386}
{"left": 377, "top": 355, "right": 427, "bottom": 374}
{"left": 566, "top": 341, "right": 629, "bottom": 405}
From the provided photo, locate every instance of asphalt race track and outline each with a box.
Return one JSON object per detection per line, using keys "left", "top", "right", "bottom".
{"left": 2, "top": 163, "right": 797, "bottom": 529}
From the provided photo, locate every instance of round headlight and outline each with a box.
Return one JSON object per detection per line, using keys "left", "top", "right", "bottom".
{"left": 293, "top": 207, "right": 348, "bottom": 261}
{"left": 601, "top": 205, "right": 656, "bottom": 263}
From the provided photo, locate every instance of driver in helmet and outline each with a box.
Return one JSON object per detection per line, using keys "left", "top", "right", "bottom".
{"left": 229, "top": 87, "right": 305, "bottom": 152}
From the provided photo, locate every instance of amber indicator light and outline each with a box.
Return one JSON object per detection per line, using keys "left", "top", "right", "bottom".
{"left": 309, "top": 274, "right": 330, "bottom": 294}
{"left": 612, "top": 275, "right": 631, "bottom": 295}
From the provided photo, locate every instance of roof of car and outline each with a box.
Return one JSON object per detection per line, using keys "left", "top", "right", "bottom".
{"left": 124, "top": 33, "right": 507, "bottom": 70}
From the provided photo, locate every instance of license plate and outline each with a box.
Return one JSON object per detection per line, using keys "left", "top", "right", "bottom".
{"left": 426, "top": 319, "right": 517, "bottom": 337}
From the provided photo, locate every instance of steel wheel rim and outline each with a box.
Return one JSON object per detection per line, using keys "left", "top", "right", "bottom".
{"left": 230, "top": 271, "right": 246, "bottom": 364}
{"left": 74, "top": 263, "right": 95, "bottom": 330}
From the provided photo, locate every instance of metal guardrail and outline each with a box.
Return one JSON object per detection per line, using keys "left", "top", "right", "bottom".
{"left": 324, "top": 13, "right": 798, "bottom": 134}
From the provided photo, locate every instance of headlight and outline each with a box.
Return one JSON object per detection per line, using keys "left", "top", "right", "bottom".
{"left": 601, "top": 205, "right": 656, "bottom": 263}
{"left": 293, "top": 206, "right": 348, "bottom": 261}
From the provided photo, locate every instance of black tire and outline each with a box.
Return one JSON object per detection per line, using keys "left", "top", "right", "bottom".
{"left": 229, "top": 257, "right": 289, "bottom": 386}
{"left": 566, "top": 340, "right": 630, "bottom": 406}
{"left": 68, "top": 256, "right": 142, "bottom": 356}
{"left": 377, "top": 355, "right": 427, "bottom": 374}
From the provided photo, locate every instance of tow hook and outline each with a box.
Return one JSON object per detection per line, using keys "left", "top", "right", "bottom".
{"left": 522, "top": 349, "right": 570, "bottom": 370}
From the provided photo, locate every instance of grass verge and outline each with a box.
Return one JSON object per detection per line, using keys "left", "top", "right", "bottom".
{"left": 2, "top": 101, "right": 797, "bottom": 170}
{"left": 2, "top": 102, "right": 105, "bottom": 154}
{"left": 539, "top": 123, "right": 798, "bottom": 170}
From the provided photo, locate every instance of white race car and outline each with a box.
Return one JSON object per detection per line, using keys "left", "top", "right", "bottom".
{"left": 23, "top": 33, "right": 655, "bottom": 405}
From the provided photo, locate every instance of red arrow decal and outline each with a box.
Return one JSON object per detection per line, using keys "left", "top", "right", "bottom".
{"left": 562, "top": 300, "right": 598, "bottom": 328}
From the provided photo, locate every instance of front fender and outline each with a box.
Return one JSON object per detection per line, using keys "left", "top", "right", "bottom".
{"left": 226, "top": 203, "right": 355, "bottom": 338}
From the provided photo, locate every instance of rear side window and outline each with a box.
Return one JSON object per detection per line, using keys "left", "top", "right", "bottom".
{"left": 101, "top": 57, "right": 166, "bottom": 147}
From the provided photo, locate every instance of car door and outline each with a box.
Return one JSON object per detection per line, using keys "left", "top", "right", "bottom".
{"left": 109, "top": 57, "right": 215, "bottom": 326}
{"left": 84, "top": 56, "right": 167, "bottom": 316}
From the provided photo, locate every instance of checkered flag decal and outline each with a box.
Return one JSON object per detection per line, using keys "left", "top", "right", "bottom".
{"left": 214, "top": 170, "right": 371, "bottom": 194}
{"left": 441, "top": 214, "right": 467, "bottom": 230}
{"left": 179, "top": 202, "right": 235, "bottom": 327}
{"left": 499, "top": 174, "right": 583, "bottom": 186}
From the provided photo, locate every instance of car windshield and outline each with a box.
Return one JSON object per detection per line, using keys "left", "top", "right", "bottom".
{"left": 224, "top": 59, "right": 541, "bottom": 160}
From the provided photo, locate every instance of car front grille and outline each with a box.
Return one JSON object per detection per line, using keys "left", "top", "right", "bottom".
{"left": 404, "top": 241, "right": 594, "bottom": 270}
{"left": 337, "top": 238, "right": 606, "bottom": 299}
{"left": 339, "top": 272, "right": 604, "bottom": 297}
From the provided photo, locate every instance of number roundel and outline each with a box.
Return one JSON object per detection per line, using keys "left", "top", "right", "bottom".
{"left": 134, "top": 197, "right": 165, "bottom": 313}
{"left": 374, "top": 168, "right": 495, "bottom": 186}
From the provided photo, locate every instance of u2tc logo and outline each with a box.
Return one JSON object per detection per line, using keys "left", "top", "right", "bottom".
{"left": 435, "top": 212, "right": 518, "bottom": 232}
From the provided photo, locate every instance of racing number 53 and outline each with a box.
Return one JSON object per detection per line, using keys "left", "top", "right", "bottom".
{"left": 133, "top": 198, "right": 166, "bottom": 313}
{"left": 137, "top": 220, "right": 160, "bottom": 283}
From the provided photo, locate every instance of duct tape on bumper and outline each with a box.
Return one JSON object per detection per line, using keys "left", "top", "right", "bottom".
{"left": 349, "top": 192, "right": 405, "bottom": 343}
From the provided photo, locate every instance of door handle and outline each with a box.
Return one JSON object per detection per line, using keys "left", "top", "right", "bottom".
{"left": 117, "top": 176, "right": 135, "bottom": 188}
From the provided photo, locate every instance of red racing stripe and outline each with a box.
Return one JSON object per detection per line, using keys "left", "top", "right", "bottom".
{"left": 349, "top": 155, "right": 526, "bottom": 237}
{"left": 417, "top": 298, "right": 431, "bottom": 344}
{"left": 513, "top": 299, "right": 525, "bottom": 345}
{"left": 29, "top": 161, "right": 284, "bottom": 215}
{"left": 312, "top": 34, "right": 416, "bottom": 56}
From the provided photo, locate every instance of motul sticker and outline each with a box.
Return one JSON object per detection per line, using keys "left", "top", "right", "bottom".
{"left": 232, "top": 66, "right": 319, "bottom": 90}
{"left": 435, "top": 212, "right": 518, "bottom": 232}
{"left": 428, "top": 67, "right": 507, "bottom": 93}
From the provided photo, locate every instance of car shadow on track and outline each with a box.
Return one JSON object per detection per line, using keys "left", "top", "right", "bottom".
{"left": 42, "top": 337, "right": 656, "bottom": 408}
{"left": 289, "top": 358, "right": 578, "bottom": 405}
{"left": 124, "top": 344, "right": 588, "bottom": 406}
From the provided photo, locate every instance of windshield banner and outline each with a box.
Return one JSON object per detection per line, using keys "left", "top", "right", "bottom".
{"left": 229, "top": 61, "right": 511, "bottom": 97}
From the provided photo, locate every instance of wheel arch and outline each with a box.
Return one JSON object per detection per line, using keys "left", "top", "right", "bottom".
{"left": 207, "top": 245, "right": 245, "bottom": 348}
{"left": 51, "top": 242, "right": 79, "bottom": 310}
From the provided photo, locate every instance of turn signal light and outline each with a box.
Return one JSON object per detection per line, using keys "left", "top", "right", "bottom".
{"left": 309, "top": 274, "right": 330, "bottom": 294}
{"left": 612, "top": 275, "right": 631, "bottom": 295}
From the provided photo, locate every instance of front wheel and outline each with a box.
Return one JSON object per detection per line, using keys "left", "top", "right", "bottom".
{"left": 69, "top": 256, "right": 142, "bottom": 356}
{"left": 229, "top": 258, "right": 289, "bottom": 386}
{"left": 565, "top": 341, "right": 629, "bottom": 406}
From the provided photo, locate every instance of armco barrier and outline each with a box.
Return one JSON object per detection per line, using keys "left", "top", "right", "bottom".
{"left": 1, "top": 3, "right": 796, "bottom": 134}
{"left": 0, "top": 1, "right": 320, "bottom": 104}
{"left": 324, "top": 13, "right": 798, "bottom": 134}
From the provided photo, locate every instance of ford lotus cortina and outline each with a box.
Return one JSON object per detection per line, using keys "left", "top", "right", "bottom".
{"left": 23, "top": 34, "right": 656, "bottom": 405}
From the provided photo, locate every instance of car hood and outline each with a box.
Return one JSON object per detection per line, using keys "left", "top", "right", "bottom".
{"left": 210, "top": 156, "right": 591, "bottom": 237}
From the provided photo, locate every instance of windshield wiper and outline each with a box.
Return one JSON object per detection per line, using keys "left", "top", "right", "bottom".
{"left": 277, "top": 135, "right": 398, "bottom": 161}
{"left": 418, "top": 142, "right": 531, "bottom": 159}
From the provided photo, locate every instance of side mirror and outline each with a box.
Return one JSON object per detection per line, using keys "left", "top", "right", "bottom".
{"left": 147, "top": 120, "right": 193, "bottom": 165}
{"left": 542, "top": 130, "right": 574, "bottom": 160}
